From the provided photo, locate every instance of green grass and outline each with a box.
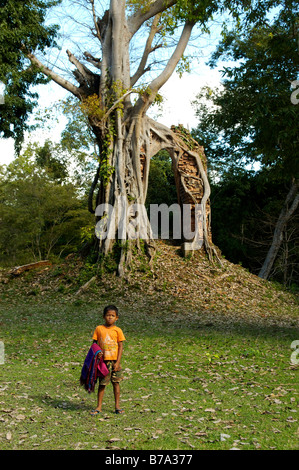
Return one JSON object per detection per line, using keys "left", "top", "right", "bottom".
{"left": 0, "top": 295, "right": 298, "bottom": 451}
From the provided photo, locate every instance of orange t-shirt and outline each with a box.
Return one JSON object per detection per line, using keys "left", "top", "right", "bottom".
{"left": 92, "top": 325, "right": 125, "bottom": 361}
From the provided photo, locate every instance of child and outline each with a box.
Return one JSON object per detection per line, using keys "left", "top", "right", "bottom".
{"left": 91, "top": 305, "right": 126, "bottom": 415}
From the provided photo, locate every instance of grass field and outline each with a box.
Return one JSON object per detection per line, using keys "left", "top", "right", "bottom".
{"left": 1, "top": 242, "right": 299, "bottom": 450}
{"left": 1, "top": 290, "right": 298, "bottom": 451}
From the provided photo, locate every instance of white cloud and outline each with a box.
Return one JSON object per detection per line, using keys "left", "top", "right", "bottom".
{"left": 0, "top": 138, "right": 15, "bottom": 165}
{"left": 149, "top": 68, "right": 221, "bottom": 129}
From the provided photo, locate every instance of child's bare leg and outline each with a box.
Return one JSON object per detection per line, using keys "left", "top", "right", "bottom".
{"left": 96, "top": 385, "right": 105, "bottom": 411}
{"left": 113, "top": 382, "right": 121, "bottom": 411}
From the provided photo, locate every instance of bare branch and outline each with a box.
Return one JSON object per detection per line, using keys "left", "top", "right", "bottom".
{"left": 90, "top": 0, "right": 103, "bottom": 43}
{"left": 132, "top": 20, "right": 195, "bottom": 118}
{"left": 83, "top": 51, "right": 102, "bottom": 69}
{"left": 149, "top": 20, "right": 195, "bottom": 92}
{"left": 27, "top": 52, "right": 82, "bottom": 98}
{"left": 66, "top": 49, "right": 97, "bottom": 84}
{"left": 130, "top": 13, "right": 162, "bottom": 86}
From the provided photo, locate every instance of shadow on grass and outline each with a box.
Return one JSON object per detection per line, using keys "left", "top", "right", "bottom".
{"left": 133, "top": 312, "right": 299, "bottom": 342}
{"left": 195, "top": 320, "right": 298, "bottom": 338}
{"left": 34, "top": 394, "right": 93, "bottom": 413}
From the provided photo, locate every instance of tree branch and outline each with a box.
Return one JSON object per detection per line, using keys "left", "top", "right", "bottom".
{"left": 66, "top": 49, "right": 97, "bottom": 86}
{"left": 27, "top": 53, "right": 82, "bottom": 98}
{"left": 83, "top": 51, "right": 102, "bottom": 69}
{"left": 132, "top": 20, "right": 195, "bottom": 117}
{"left": 128, "top": 0, "right": 177, "bottom": 38}
{"left": 149, "top": 20, "right": 194, "bottom": 92}
{"left": 130, "top": 14, "right": 162, "bottom": 87}
{"left": 110, "top": 0, "right": 126, "bottom": 83}
{"left": 259, "top": 179, "right": 299, "bottom": 280}
{"left": 90, "top": 0, "right": 103, "bottom": 43}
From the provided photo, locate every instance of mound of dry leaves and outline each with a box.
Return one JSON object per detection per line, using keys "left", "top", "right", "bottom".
{"left": 1, "top": 240, "right": 298, "bottom": 329}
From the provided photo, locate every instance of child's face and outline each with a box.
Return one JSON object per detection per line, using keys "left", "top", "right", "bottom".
{"left": 104, "top": 310, "right": 118, "bottom": 326}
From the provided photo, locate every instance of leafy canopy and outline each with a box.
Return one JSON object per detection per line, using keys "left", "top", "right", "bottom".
{"left": 0, "top": 0, "right": 61, "bottom": 153}
{"left": 0, "top": 143, "right": 93, "bottom": 265}
{"left": 193, "top": 0, "right": 299, "bottom": 180}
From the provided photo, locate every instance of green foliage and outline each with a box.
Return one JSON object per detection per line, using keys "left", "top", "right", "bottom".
{"left": 0, "top": 150, "right": 93, "bottom": 266}
{"left": 78, "top": 261, "right": 98, "bottom": 284}
{"left": 127, "top": 0, "right": 153, "bottom": 14}
{"left": 31, "top": 98, "right": 99, "bottom": 190}
{"left": 176, "top": 55, "right": 191, "bottom": 77}
{"left": 77, "top": 93, "right": 117, "bottom": 186}
{"left": 0, "top": 0, "right": 61, "bottom": 153}
{"left": 193, "top": 1, "right": 299, "bottom": 180}
{"left": 145, "top": 150, "right": 178, "bottom": 210}
{"left": 100, "top": 126, "right": 116, "bottom": 186}
{"left": 79, "top": 93, "right": 106, "bottom": 124}
{"left": 59, "top": 97, "right": 95, "bottom": 153}
{"left": 174, "top": 0, "right": 219, "bottom": 23}
{"left": 34, "top": 140, "right": 68, "bottom": 181}
{"left": 192, "top": 1, "right": 299, "bottom": 286}
{"left": 210, "top": 169, "right": 299, "bottom": 286}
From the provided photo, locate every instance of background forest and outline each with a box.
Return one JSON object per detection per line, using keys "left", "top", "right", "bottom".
{"left": 1, "top": 135, "right": 298, "bottom": 288}
{"left": 0, "top": 0, "right": 298, "bottom": 289}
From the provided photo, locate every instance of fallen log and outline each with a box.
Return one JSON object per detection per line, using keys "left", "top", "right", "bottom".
{"left": 75, "top": 275, "right": 97, "bottom": 296}
{"left": 9, "top": 260, "right": 52, "bottom": 277}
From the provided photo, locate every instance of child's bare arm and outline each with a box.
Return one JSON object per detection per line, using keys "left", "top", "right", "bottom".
{"left": 113, "top": 342, "right": 123, "bottom": 370}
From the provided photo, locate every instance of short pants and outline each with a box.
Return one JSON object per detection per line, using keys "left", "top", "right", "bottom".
{"left": 98, "top": 360, "right": 124, "bottom": 386}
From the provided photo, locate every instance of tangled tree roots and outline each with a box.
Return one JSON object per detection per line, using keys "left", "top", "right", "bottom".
{"left": 92, "top": 119, "right": 222, "bottom": 277}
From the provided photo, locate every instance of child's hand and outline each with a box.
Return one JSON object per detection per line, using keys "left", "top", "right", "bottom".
{"left": 113, "top": 362, "right": 121, "bottom": 371}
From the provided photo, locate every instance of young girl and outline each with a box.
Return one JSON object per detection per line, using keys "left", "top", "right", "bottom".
{"left": 91, "top": 305, "right": 126, "bottom": 415}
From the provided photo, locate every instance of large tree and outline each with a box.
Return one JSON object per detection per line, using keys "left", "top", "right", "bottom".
{"left": 1, "top": 0, "right": 276, "bottom": 274}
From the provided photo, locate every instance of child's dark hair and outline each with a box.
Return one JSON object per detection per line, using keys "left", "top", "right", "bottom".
{"left": 103, "top": 305, "right": 119, "bottom": 317}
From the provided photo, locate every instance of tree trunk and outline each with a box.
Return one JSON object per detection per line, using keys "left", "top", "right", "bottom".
{"left": 259, "top": 179, "right": 299, "bottom": 280}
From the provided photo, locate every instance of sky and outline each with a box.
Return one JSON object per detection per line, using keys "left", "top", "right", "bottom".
{"left": 150, "top": 67, "right": 221, "bottom": 129}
